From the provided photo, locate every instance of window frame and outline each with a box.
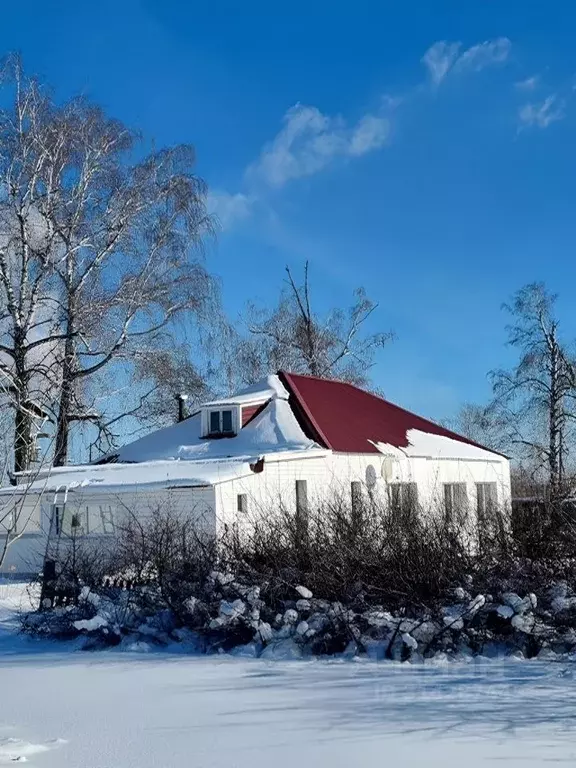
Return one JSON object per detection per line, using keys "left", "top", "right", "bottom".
{"left": 237, "top": 493, "right": 248, "bottom": 514}
{"left": 207, "top": 408, "right": 236, "bottom": 436}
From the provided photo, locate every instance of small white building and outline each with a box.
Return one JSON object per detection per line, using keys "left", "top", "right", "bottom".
{"left": 0, "top": 372, "right": 511, "bottom": 574}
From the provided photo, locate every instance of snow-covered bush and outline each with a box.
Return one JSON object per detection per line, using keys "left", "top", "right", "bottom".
{"left": 23, "top": 566, "right": 576, "bottom": 659}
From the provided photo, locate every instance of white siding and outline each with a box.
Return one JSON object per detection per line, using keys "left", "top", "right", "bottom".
{"left": 213, "top": 453, "right": 330, "bottom": 535}
{"left": 0, "top": 494, "right": 45, "bottom": 575}
{"left": 2, "top": 449, "right": 511, "bottom": 574}
{"left": 2, "top": 486, "right": 217, "bottom": 575}
{"left": 211, "top": 450, "right": 511, "bottom": 544}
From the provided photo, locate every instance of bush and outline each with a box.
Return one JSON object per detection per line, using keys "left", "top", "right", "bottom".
{"left": 26, "top": 495, "right": 576, "bottom": 660}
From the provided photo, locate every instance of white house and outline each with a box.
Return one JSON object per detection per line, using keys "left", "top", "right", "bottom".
{"left": 0, "top": 372, "right": 511, "bottom": 574}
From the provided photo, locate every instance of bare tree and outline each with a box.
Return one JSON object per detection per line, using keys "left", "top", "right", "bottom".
{"left": 449, "top": 402, "right": 509, "bottom": 453}
{"left": 225, "top": 261, "right": 392, "bottom": 390}
{"left": 133, "top": 345, "right": 211, "bottom": 425}
{"left": 0, "top": 55, "right": 215, "bottom": 471}
{"left": 490, "top": 283, "right": 576, "bottom": 500}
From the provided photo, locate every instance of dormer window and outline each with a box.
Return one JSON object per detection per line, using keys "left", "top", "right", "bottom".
{"left": 208, "top": 408, "right": 235, "bottom": 436}
{"left": 201, "top": 401, "right": 261, "bottom": 438}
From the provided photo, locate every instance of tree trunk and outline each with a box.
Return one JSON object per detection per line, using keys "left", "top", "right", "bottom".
{"left": 13, "top": 401, "right": 32, "bottom": 475}
{"left": 12, "top": 333, "right": 33, "bottom": 476}
{"left": 53, "top": 379, "right": 72, "bottom": 467}
{"left": 548, "top": 330, "right": 562, "bottom": 502}
{"left": 53, "top": 309, "right": 76, "bottom": 467}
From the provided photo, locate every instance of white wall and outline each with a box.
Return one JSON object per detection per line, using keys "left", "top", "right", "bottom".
{"left": 2, "top": 449, "right": 511, "bottom": 574}
{"left": 0, "top": 493, "right": 45, "bottom": 575}
{"left": 1, "top": 533, "right": 46, "bottom": 576}
{"left": 328, "top": 452, "right": 511, "bottom": 509}
{"left": 211, "top": 450, "right": 511, "bottom": 543}
{"left": 213, "top": 453, "right": 330, "bottom": 534}
{"left": 1, "top": 485, "right": 217, "bottom": 575}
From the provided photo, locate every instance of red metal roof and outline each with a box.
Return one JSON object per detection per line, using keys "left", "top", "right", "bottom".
{"left": 279, "top": 371, "right": 500, "bottom": 455}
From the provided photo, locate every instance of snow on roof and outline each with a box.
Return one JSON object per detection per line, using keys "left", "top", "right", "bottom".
{"left": 0, "top": 375, "right": 324, "bottom": 497}
{"left": 105, "top": 387, "right": 320, "bottom": 464}
{"left": 0, "top": 458, "right": 255, "bottom": 497}
{"left": 202, "top": 374, "right": 289, "bottom": 407}
{"left": 372, "top": 429, "right": 503, "bottom": 462}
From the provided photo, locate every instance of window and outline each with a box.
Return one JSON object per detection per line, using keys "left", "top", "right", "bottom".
{"left": 444, "top": 483, "right": 468, "bottom": 524}
{"left": 100, "top": 505, "right": 115, "bottom": 534}
{"left": 389, "top": 482, "right": 418, "bottom": 521}
{"left": 59, "top": 506, "right": 88, "bottom": 537}
{"left": 53, "top": 505, "right": 62, "bottom": 536}
{"left": 209, "top": 410, "right": 220, "bottom": 434}
{"left": 221, "top": 409, "right": 233, "bottom": 433}
{"left": 70, "top": 510, "right": 85, "bottom": 536}
{"left": 237, "top": 494, "right": 248, "bottom": 514}
{"left": 476, "top": 483, "right": 497, "bottom": 519}
{"left": 476, "top": 483, "right": 498, "bottom": 546}
{"left": 208, "top": 409, "right": 234, "bottom": 435}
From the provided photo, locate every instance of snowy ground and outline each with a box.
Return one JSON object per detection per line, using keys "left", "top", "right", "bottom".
{"left": 2, "top": 581, "right": 576, "bottom": 766}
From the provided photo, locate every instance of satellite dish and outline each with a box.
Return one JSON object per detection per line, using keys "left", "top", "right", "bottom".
{"left": 381, "top": 457, "right": 396, "bottom": 482}
{"left": 365, "top": 464, "right": 377, "bottom": 489}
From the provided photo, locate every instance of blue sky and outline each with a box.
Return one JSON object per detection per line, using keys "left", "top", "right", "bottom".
{"left": 3, "top": 0, "right": 576, "bottom": 420}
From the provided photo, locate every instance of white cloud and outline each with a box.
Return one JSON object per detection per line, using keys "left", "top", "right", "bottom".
{"left": 208, "top": 191, "right": 254, "bottom": 229}
{"left": 422, "top": 37, "right": 511, "bottom": 86}
{"left": 247, "top": 103, "right": 390, "bottom": 188}
{"left": 518, "top": 94, "right": 565, "bottom": 129}
{"left": 421, "top": 42, "right": 461, "bottom": 86}
{"left": 515, "top": 75, "right": 540, "bottom": 91}
{"left": 349, "top": 114, "right": 391, "bottom": 156}
{"left": 454, "top": 38, "right": 511, "bottom": 73}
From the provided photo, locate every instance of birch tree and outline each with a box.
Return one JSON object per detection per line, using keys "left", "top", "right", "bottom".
{"left": 0, "top": 56, "right": 215, "bottom": 472}
{"left": 225, "top": 262, "right": 392, "bottom": 390}
{"left": 490, "top": 283, "right": 576, "bottom": 499}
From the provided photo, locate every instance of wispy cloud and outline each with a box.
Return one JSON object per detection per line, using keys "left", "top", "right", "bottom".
{"left": 247, "top": 103, "right": 390, "bottom": 188}
{"left": 518, "top": 94, "right": 565, "bottom": 129}
{"left": 454, "top": 38, "right": 511, "bottom": 73}
{"left": 515, "top": 75, "right": 540, "bottom": 91}
{"left": 208, "top": 191, "right": 254, "bottom": 229}
{"left": 422, "top": 38, "right": 511, "bottom": 86}
{"left": 421, "top": 42, "right": 461, "bottom": 87}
